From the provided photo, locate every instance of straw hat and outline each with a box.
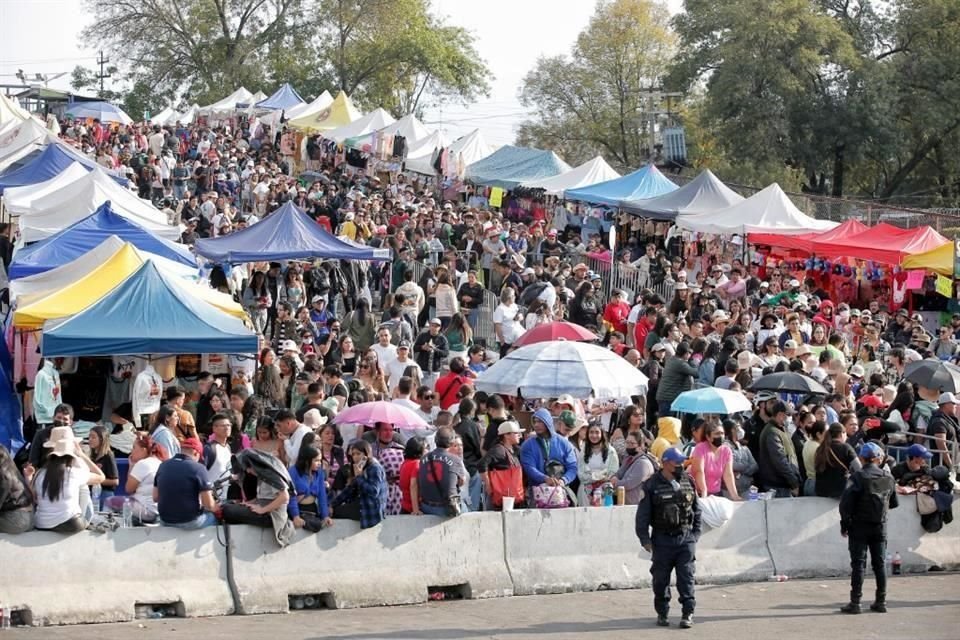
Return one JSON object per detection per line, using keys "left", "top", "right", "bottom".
{"left": 43, "top": 426, "right": 79, "bottom": 458}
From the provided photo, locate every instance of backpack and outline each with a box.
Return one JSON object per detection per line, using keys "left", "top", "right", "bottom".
{"left": 378, "top": 319, "right": 405, "bottom": 346}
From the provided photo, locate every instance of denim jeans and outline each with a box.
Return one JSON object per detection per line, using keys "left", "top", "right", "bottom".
{"left": 160, "top": 512, "right": 218, "bottom": 529}
{"left": 468, "top": 473, "right": 483, "bottom": 512}
{"left": 420, "top": 503, "right": 450, "bottom": 517}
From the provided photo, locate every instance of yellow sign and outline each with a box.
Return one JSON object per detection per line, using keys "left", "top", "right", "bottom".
{"left": 489, "top": 187, "right": 504, "bottom": 208}
{"left": 935, "top": 274, "right": 953, "bottom": 298}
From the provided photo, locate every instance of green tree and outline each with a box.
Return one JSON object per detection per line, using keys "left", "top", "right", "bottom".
{"left": 517, "top": 0, "right": 676, "bottom": 170}
{"left": 314, "top": 0, "right": 490, "bottom": 115}
{"left": 669, "top": 0, "right": 862, "bottom": 196}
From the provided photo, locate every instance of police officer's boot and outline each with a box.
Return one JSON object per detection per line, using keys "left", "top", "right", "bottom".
{"left": 840, "top": 599, "right": 861, "bottom": 614}
{"left": 870, "top": 591, "right": 887, "bottom": 613}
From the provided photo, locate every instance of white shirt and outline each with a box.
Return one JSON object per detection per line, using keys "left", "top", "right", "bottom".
{"left": 33, "top": 464, "right": 90, "bottom": 530}
{"left": 493, "top": 303, "right": 523, "bottom": 344}
{"left": 283, "top": 424, "right": 311, "bottom": 463}
{"left": 416, "top": 406, "right": 440, "bottom": 425}
{"left": 392, "top": 397, "right": 420, "bottom": 413}
{"left": 206, "top": 441, "right": 233, "bottom": 500}
{"left": 537, "top": 285, "right": 557, "bottom": 310}
{"left": 148, "top": 132, "right": 165, "bottom": 157}
{"left": 130, "top": 456, "right": 161, "bottom": 512}
{"left": 385, "top": 357, "right": 421, "bottom": 391}
{"left": 371, "top": 342, "right": 398, "bottom": 367}
{"left": 132, "top": 365, "right": 163, "bottom": 423}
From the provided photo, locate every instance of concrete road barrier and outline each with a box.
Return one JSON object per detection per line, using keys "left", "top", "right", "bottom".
{"left": 3, "top": 497, "right": 958, "bottom": 625}
{"left": 765, "top": 497, "right": 960, "bottom": 578}
{"left": 228, "top": 512, "right": 513, "bottom": 614}
{"left": 0, "top": 527, "right": 233, "bottom": 625}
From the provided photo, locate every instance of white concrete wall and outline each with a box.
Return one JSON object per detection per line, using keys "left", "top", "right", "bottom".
{"left": 2, "top": 499, "right": 957, "bottom": 626}
{"left": 0, "top": 527, "right": 233, "bottom": 625}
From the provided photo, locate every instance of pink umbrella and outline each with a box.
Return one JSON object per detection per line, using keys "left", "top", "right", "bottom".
{"left": 513, "top": 321, "right": 599, "bottom": 348}
{"left": 331, "top": 400, "right": 429, "bottom": 430}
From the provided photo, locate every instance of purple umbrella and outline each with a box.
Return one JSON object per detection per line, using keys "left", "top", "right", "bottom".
{"left": 332, "top": 400, "right": 429, "bottom": 430}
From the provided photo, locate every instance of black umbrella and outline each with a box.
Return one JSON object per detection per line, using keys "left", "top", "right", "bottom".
{"left": 903, "top": 359, "right": 960, "bottom": 392}
{"left": 749, "top": 372, "right": 828, "bottom": 395}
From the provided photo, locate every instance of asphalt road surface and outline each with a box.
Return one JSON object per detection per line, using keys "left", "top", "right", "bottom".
{"left": 8, "top": 573, "right": 959, "bottom": 640}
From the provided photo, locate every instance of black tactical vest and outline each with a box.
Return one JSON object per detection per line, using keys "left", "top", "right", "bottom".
{"left": 651, "top": 473, "right": 696, "bottom": 534}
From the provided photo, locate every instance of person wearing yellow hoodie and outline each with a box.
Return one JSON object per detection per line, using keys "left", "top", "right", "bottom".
{"left": 650, "top": 417, "right": 681, "bottom": 460}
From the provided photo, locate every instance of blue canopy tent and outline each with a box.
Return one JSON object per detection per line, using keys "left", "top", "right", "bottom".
{"left": 255, "top": 83, "right": 305, "bottom": 111}
{"left": 9, "top": 202, "right": 197, "bottom": 279}
{"left": 0, "top": 143, "right": 126, "bottom": 194}
{"left": 41, "top": 261, "right": 258, "bottom": 357}
{"left": 0, "top": 339, "right": 24, "bottom": 453}
{"left": 194, "top": 201, "right": 391, "bottom": 263}
{"left": 564, "top": 164, "right": 678, "bottom": 206}
{"left": 464, "top": 145, "right": 572, "bottom": 190}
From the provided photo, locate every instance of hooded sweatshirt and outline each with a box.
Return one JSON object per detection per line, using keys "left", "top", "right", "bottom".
{"left": 650, "top": 417, "right": 681, "bottom": 460}
{"left": 519, "top": 407, "right": 578, "bottom": 485}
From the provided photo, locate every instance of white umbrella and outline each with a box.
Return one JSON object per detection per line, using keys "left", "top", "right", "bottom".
{"left": 474, "top": 341, "right": 648, "bottom": 399}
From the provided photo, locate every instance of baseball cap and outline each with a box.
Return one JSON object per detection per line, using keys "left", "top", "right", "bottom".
{"left": 555, "top": 393, "right": 577, "bottom": 408}
{"left": 755, "top": 390, "right": 777, "bottom": 402}
{"left": 938, "top": 392, "right": 958, "bottom": 405}
{"left": 789, "top": 279, "right": 800, "bottom": 287}
{"left": 906, "top": 444, "right": 933, "bottom": 459}
{"left": 783, "top": 339, "right": 798, "bottom": 349}
{"left": 180, "top": 437, "right": 204, "bottom": 455}
{"left": 661, "top": 448, "right": 687, "bottom": 464}
{"left": 311, "top": 294, "right": 326, "bottom": 304}
{"left": 497, "top": 421, "right": 522, "bottom": 436}
{"left": 429, "top": 318, "right": 442, "bottom": 326}
{"left": 858, "top": 442, "right": 884, "bottom": 460}
{"left": 522, "top": 267, "right": 535, "bottom": 276}
{"left": 280, "top": 339, "right": 299, "bottom": 352}
{"left": 398, "top": 340, "right": 411, "bottom": 349}
{"left": 849, "top": 364, "right": 865, "bottom": 378}
{"left": 651, "top": 343, "right": 667, "bottom": 352}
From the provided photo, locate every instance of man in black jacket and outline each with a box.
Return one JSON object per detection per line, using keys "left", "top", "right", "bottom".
{"left": 757, "top": 402, "right": 802, "bottom": 496}
{"left": 839, "top": 442, "right": 898, "bottom": 614}
{"left": 655, "top": 342, "right": 698, "bottom": 417}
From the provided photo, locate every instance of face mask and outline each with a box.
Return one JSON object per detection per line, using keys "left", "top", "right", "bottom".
{"left": 786, "top": 416, "right": 796, "bottom": 435}
{"left": 711, "top": 437, "right": 724, "bottom": 448}
{"left": 736, "top": 426, "right": 746, "bottom": 441}
{"left": 625, "top": 447, "right": 639, "bottom": 456}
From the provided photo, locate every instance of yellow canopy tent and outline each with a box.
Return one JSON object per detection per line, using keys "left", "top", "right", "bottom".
{"left": 901, "top": 239, "right": 957, "bottom": 277}
{"left": 14, "top": 244, "right": 245, "bottom": 329}
{"left": 287, "top": 90, "right": 361, "bottom": 132}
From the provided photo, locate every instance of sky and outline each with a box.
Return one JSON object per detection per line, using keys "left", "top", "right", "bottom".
{"left": 0, "top": 0, "right": 683, "bottom": 147}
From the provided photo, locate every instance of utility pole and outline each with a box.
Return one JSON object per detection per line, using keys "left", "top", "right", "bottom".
{"left": 96, "top": 50, "right": 111, "bottom": 95}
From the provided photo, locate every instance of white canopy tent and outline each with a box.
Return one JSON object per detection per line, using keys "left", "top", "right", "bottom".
{"left": 521, "top": 155, "right": 621, "bottom": 196}
{"left": 17, "top": 167, "right": 178, "bottom": 242}
{"left": 0, "top": 118, "right": 54, "bottom": 171}
{"left": 4, "top": 162, "right": 89, "bottom": 214}
{"left": 444, "top": 129, "right": 496, "bottom": 178}
{"left": 678, "top": 183, "right": 839, "bottom": 235}
{"left": 0, "top": 94, "right": 30, "bottom": 126}
{"left": 149, "top": 107, "right": 176, "bottom": 126}
{"left": 284, "top": 91, "right": 333, "bottom": 122}
{"left": 10, "top": 235, "right": 198, "bottom": 300}
{"left": 199, "top": 87, "right": 254, "bottom": 115}
{"left": 323, "top": 108, "right": 395, "bottom": 143}
{"left": 346, "top": 114, "right": 430, "bottom": 149}
{"left": 620, "top": 169, "right": 744, "bottom": 220}
{"left": 404, "top": 130, "right": 452, "bottom": 175}
{"left": 173, "top": 104, "right": 201, "bottom": 125}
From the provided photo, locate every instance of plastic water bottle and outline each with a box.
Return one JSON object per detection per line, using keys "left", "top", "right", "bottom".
{"left": 768, "top": 574, "right": 789, "bottom": 582}
{"left": 91, "top": 484, "right": 102, "bottom": 510}
{"left": 892, "top": 552, "right": 902, "bottom": 575}
{"left": 747, "top": 486, "right": 758, "bottom": 501}
{"left": 885, "top": 552, "right": 893, "bottom": 576}
{"left": 122, "top": 501, "right": 134, "bottom": 528}
{"left": 592, "top": 488, "right": 602, "bottom": 507}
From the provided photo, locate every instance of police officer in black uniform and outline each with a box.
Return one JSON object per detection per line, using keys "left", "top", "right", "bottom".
{"left": 839, "top": 442, "right": 899, "bottom": 614}
{"left": 635, "top": 447, "right": 702, "bottom": 629}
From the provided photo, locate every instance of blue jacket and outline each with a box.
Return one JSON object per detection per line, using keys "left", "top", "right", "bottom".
{"left": 519, "top": 408, "right": 578, "bottom": 485}
{"left": 287, "top": 465, "right": 329, "bottom": 519}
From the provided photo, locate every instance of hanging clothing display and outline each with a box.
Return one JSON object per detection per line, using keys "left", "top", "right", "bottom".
{"left": 32, "top": 360, "right": 62, "bottom": 425}
{"left": 132, "top": 364, "right": 163, "bottom": 429}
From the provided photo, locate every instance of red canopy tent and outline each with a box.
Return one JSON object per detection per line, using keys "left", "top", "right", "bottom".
{"left": 750, "top": 219, "right": 868, "bottom": 254}
{"left": 809, "top": 223, "right": 950, "bottom": 265}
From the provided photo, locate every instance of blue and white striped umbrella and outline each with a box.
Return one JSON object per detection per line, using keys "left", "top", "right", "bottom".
{"left": 474, "top": 341, "right": 647, "bottom": 399}
{"left": 670, "top": 387, "right": 752, "bottom": 415}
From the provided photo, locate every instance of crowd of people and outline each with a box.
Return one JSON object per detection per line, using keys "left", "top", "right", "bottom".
{"left": 0, "top": 115, "right": 955, "bottom": 544}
